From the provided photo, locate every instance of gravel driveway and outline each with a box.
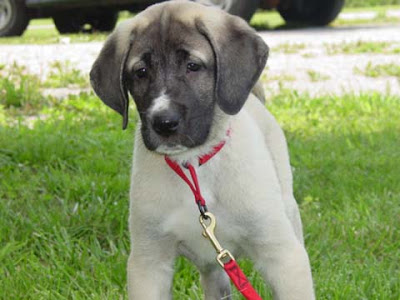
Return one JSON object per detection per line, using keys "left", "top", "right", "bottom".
{"left": 259, "top": 25, "right": 400, "bottom": 96}
{"left": 1, "top": 24, "right": 400, "bottom": 96}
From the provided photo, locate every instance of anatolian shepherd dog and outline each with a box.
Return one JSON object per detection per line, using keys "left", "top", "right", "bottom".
{"left": 90, "top": 1, "right": 315, "bottom": 299}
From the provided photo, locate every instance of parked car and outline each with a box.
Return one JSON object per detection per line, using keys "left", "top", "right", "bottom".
{"left": 0, "top": 0, "right": 345, "bottom": 37}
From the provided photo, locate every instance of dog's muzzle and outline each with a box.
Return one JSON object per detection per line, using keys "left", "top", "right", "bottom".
{"left": 151, "top": 111, "right": 181, "bottom": 137}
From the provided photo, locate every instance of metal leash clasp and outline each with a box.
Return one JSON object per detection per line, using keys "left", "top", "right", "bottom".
{"left": 199, "top": 212, "right": 235, "bottom": 267}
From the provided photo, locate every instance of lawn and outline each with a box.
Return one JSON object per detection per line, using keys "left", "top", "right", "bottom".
{"left": 1, "top": 61, "right": 399, "bottom": 298}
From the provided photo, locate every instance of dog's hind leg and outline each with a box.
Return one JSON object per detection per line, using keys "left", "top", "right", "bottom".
{"left": 244, "top": 96, "right": 305, "bottom": 244}
{"left": 246, "top": 216, "right": 315, "bottom": 300}
{"left": 200, "top": 266, "right": 232, "bottom": 300}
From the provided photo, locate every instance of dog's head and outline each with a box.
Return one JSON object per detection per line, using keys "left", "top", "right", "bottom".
{"left": 90, "top": 1, "right": 268, "bottom": 154}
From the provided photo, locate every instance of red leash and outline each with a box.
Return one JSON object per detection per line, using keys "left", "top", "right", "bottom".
{"left": 165, "top": 138, "right": 263, "bottom": 300}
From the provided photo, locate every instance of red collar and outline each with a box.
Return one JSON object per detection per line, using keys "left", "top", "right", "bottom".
{"left": 198, "top": 138, "right": 227, "bottom": 166}
{"left": 166, "top": 128, "right": 230, "bottom": 167}
{"left": 164, "top": 134, "right": 228, "bottom": 212}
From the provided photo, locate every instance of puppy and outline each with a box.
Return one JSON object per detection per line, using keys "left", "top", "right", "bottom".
{"left": 90, "top": 1, "right": 314, "bottom": 299}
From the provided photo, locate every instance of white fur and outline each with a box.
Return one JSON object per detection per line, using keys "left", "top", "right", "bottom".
{"left": 127, "top": 94, "right": 315, "bottom": 299}
{"left": 149, "top": 91, "right": 171, "bottom": 117}
{"left": 155, "top": 144, "right": 189, "bottom": 155}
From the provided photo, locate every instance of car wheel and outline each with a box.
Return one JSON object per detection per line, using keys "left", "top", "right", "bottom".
{"left": 197, "top": 0, "right": 260, "bottom": 21}
{"left": 53, "top": 10, "right": 118, "bottom": 34}
{"left": 0, "top": 0, "right": 29, "bottom": 37}
{"left": 278, "top": 0, "right": 344, "bottom": 26}
{"left": 53, "top": 11, "right": 83, "bottom": 34}
{"left": 88, "top": 10, "right": 118, "bottom": 32}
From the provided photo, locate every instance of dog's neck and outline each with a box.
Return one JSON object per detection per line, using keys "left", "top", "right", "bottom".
{"left": 167, "top": 108, "right": 231, "bottom": 166}
{"left": 167, "top": 128, "right": 230, "bottom": 167}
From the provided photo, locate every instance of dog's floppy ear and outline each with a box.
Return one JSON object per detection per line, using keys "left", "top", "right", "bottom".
{"left": 196, "top": 13, "right": 269, "bottom": 115}
{"left": 90, "top": 25, "right": 134, "bottom": 130}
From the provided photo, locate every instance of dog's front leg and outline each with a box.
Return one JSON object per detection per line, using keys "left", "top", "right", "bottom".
{"left": 248, "top": 218, "right": 315, "bottom": 300}
{"left": 127, "top": 237, "right": 176, "bottom": 300}
{"left": 200, "top": 266, "right": 232, "bottom": 300}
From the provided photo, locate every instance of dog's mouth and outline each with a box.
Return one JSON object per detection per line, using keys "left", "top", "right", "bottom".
{"left": 141, "top": 126, "right": 212, "bottom": 156}
{"left": 139, "top": 123, "right": 196, "bottom": 154}
{"left": 154, "top": 143, "right": 189, "bottom": 155}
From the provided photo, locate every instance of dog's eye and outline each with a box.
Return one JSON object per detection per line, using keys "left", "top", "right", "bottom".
{"left": 135, "top": 68, "right": 147, "bottom": 79}
{"left": 187, "top": 62, "right": 201, "bottom": 72}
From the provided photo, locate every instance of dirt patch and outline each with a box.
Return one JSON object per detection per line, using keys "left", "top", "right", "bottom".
{"left": 1, "top": 25, "right": 400, "bottom": 97}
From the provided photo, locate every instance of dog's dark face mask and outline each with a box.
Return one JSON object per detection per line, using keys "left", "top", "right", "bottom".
{"left": 90, "top": 2, "right": 268, "bottom": 154}
{"left": 124, "top": 18, "right": 217, "bottom": 153}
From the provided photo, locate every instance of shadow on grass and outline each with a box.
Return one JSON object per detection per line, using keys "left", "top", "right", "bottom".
{"left": 0, "top": 91, "right": 399, "bottom": 298}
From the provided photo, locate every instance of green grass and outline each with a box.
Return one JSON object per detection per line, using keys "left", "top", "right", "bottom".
{"left": 343, "top": 4, "right": 400, "bottom": 11}
{"left": 44, "top": 61, "right": 89, "bottom": 88}
{"left": 355, "top": 61, "right": 400, "bottom": 78}
{"left": 326, "top": 41, "right": 400, "bottom": 55}
{"left": 302, "top": 52, "right": 318, "bottom": 58}
{"left": 1, "top": 64, "right": 399, "bottom": 298}
{"left": 251, "top": 5, "right": 400, "bottom": 29}
{"left": 0, "top": 13, "right": 134, "bottom": 45}
{"left": 271, "top": 90, "right": 400, "bottom": 299}
{"left": 250, "top": 10, "right": 285, "bottom": 29}
{"left": 332, "top": 5, "right": 400, "bottom": 26}
{"left": 261, "top": 71, "right": 296, "bottom": 83}
{"left": 346, "top": 0, "right": 400, "bottom": 7}
{"left": 0, "top": 27, "right": 108, "bottom": 45}
{"left": 333, "top": 15, "right": 400, "bottom": 26}
{"left": 0, "top": 62, "right": 89, "bottom": 115}
{"left": 273, "top": 42, "right": 306, "bottom": 54}
{"left": 307, "top": 70, "right": 331, "bottom": 82}
{"left": 0, "top": 62, "right": 44, "bottom": 109}
{"left": 0, "top": 18, "right": 110, "bottom": 44}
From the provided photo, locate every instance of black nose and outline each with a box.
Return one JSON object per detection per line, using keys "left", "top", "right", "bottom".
{"left": 151, "top": 113, "right": 180, "bottom": 137}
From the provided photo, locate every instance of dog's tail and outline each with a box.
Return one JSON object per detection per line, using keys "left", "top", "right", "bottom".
{"left": 251, "top": 80, "right": 266, "bottom": 105}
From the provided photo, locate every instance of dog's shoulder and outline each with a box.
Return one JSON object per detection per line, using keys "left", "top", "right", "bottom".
{"left": 243, "top": 94, "right": 279, "bottom": 136}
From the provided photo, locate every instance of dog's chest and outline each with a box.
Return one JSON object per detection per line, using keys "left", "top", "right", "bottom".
{"left": 132, "top": 163, "right": 249, "bottom": 264}
{"left": 130, "top": 115, "right": 283, "bottom": 265}
{"left": 162, "top": 193, "right": 246, "bottom": 265}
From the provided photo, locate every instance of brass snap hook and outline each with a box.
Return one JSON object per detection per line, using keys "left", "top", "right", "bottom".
{"left": 199, "top": 212, "right": 235, "bottom": 267}
{"left": 199, "top": 212, "right": 223, "bottom": 253}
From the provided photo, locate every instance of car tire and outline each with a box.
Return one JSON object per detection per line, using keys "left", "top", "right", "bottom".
{"left": 278, "top": 0, "right": 344, "bottom": 26}
{"left": 198, "top": 0, "right": 260, "bottom": 21}
{"left": 88, "top": 10, "right": 118, "bottom": 32}
{"left": 53, "top": 10, "right": 118, "bottom": 34}
{"left": 0, "top": 0, "right": 29, "bottom": 37}
{"left": 53, "top": 11, "right": 83, "bottom": 34}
